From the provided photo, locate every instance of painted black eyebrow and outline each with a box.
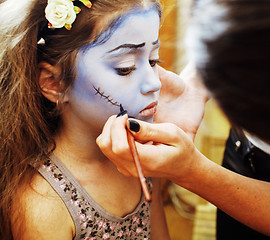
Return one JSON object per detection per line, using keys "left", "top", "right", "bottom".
{"left": 108, "top": 43, "right": 146, "bottom": 53}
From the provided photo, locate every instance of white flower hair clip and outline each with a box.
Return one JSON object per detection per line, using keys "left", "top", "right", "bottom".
{"left": 45, "top": 0, "right": 92, "bottom": 30}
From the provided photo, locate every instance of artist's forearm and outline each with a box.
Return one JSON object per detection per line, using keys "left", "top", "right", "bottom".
{"left": 172, "top": 150, "right": 270, "bottom": 236}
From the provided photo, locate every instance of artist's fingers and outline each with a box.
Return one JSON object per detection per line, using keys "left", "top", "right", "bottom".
{"left": 109, "top": 115, "right": 139, "bottom": 176}
{"left": 127, "top": 119, "right": 183, "bottom": 146}
{"left": 98, "top": 115, "right": 196, "bottom": 179}
{"left": 96, "top": 115, "right": 117, "bottom": 150}
{"left": 97, "top": 115, "right": 138, "bottom": 177}
{"left": 126, "top": 121, "right": 196, "bottom": 179}
{"left": 110, "top": 116, "right": 131, "bottom": 158}
{"left": 158, "top": 65, "right": 185, "bottom": 95}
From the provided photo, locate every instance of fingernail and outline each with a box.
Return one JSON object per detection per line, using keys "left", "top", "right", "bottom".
{"left": 128, "top": 120, "right": 140, "bottom": 132}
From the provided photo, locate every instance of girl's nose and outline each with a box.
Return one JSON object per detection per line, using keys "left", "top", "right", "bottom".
{"left": 140, "top": 67, "right": 161, "bottom": 95}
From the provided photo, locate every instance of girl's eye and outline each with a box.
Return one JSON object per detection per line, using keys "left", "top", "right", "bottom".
{"left": 115, "top": 66, "right": 136, "bottom": 76}
{"left": 149, "top": 59, "right": 163, "bottom": 67}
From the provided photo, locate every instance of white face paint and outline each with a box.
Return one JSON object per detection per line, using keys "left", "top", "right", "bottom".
{"left": 67, "top": 8, "right": 161, "bottom": 129}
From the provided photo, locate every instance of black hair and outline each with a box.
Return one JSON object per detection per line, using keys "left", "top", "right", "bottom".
{"left": 188, "top": 0, "right": 270, "bottom": 143}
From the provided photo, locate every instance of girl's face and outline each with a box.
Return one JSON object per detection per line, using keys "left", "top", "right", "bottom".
{"left": 67, "top": 9, "right": 161, "bottom": 128}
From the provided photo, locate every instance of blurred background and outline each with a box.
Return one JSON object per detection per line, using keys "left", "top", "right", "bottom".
{"left": 157, "top": 0, "right": 231, "bottom": 239}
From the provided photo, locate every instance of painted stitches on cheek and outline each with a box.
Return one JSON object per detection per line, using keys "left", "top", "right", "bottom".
{"left": 93, "top": 85, "right": 120, "bottom": 107}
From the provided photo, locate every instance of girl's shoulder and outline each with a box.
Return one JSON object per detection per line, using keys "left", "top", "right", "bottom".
{"left": 11, "top": 172, "right": 75, "bottom": 240}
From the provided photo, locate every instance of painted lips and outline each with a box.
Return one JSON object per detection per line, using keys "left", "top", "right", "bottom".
{"left": 139, "top": 101, "right": 158, "bottom": 117}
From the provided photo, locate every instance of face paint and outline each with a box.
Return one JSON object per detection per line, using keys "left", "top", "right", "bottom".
{"left": 67, "top": 8, "right": 161, "bottom": 128}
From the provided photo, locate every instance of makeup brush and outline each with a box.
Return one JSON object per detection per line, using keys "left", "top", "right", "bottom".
{"left": 118, "top": 104, "right": 151, "bottom": 202}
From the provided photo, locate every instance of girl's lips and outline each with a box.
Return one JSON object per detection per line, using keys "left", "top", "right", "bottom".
{"left": 139, "top": 101, "right": 158, "bottom": 117}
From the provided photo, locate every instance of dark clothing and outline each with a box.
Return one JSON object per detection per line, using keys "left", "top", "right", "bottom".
{"left": 217, "top": 128, "right": 270, "bottom": 240}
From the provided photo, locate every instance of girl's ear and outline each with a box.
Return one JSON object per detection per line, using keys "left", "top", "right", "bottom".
{"left": 38, "top": 62, "right": 68, "bottom": 103}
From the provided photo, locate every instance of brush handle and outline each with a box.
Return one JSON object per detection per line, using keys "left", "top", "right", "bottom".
{"left": 126, "top": 130, "right": 151, "bottom": 202}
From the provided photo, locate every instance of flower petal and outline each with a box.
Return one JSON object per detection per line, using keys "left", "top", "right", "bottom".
{"left": 45, "top": 0, "right": 77, "bottom": 29}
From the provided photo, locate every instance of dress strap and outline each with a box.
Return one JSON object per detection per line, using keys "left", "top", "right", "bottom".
{"left": 37, "top": 157, "right": 82, "bottom": 240}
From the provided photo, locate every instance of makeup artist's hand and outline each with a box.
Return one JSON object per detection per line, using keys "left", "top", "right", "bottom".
{"left": 98, "top": 116, "right": 270, "bottom": 237}
{"left": 155, "top": 64, "right": 209, "bottom": 141}
{"left": 96, "top": 114, "right": 201, "bottom": 181}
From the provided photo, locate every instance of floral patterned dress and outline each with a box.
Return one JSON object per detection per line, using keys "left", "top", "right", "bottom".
{"left": 37, "top": 154, "right": 152, "bottom": 240}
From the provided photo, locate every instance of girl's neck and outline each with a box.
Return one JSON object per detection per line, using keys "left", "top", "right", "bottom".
{"left": 53, "top": 120, "right": 105, "bottom": 166}
{"left": 52, "top": 125, "right": 116, "bottom": 182}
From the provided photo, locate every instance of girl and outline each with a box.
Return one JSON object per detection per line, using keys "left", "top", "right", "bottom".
{"left": 0, "top": 0, "right": 170, "bottom": 239}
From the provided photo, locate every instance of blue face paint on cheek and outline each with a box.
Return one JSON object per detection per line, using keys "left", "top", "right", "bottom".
{"left": 72, "top": 59, "right": 97, "bottom": 103}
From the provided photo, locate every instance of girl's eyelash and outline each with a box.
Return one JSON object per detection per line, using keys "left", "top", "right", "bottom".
{"left": 149, "top": 59, "right": 163, "bottom": 67}
{"left": 114, "top": 59, "right": 163, "bottom": 76}
{"left": 115, "top": 66, "right": 136, "bottom": 76}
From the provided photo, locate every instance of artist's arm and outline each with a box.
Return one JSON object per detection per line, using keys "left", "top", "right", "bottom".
{"left": 183, "top": 151, "right": 270, "bottom": 237}
{"left": 97, "top": 116, "right": 270, "bottom": 236}
{"left": 150, "top": 178, "right": 170, "bottom": 240}
{"left": 11, "top": 173, "right": 75, "bottom": 240}
{"left": 155, "top": 64, "right": 208, "bottom": 140}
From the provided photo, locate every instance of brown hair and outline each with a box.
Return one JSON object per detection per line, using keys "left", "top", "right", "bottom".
{"left": 187, "top": 0, "right": 270, "bottom": 143}
{"left": 0, "top": 0, "right": 162, "bottom": 239}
